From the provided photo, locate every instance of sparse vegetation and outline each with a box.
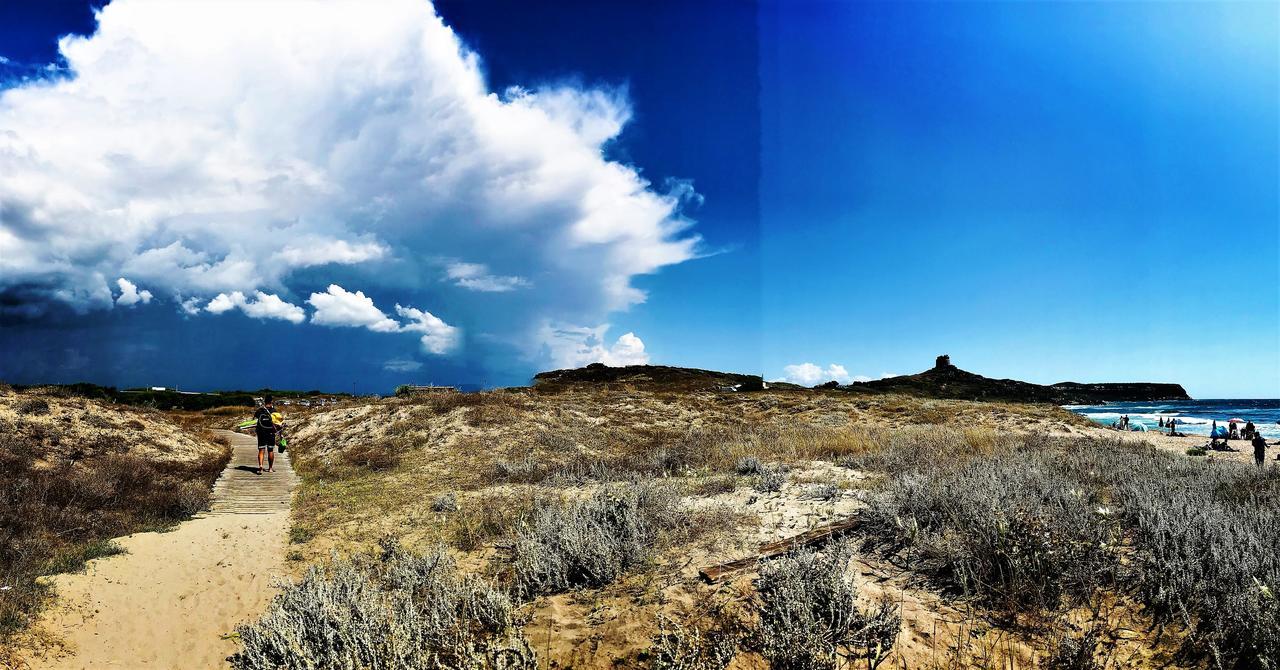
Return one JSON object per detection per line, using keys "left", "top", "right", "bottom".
{"left": 752, "top": 467, "right": 786, "bottom": 493}
{"left": 431, "top": 492, "right": 459, "bottom": 513}
{"left": 734, "top": 456, "right": 765, "bottom": 475}
{"left": 850, "top": 429, "right": 1280, "bottom": 668}
{"left": 244, "top": 384, "right": 1224, "bottom": 668}
{"left": 1043, "top": 628, "right": 1103, "bottom": 670}
{"left": 755, "top": 543, "right": 900, "bottom": 670}
{"left": 341, "top": 440, "right": 403, "bottom": 471}
{"left": 648, "top": 613, "right": 742, "bottom": 670}
{"left": 230, "top": 537, "right": 535, "bottom": 670}
{"left": 0, "top": 389, "right": 228, "bottom": 639}
{"left": 509, "top": 481, "right": 689, "bottom": 596}
{"left": 8, "top": 369, "right": 1188, "bottom": 668}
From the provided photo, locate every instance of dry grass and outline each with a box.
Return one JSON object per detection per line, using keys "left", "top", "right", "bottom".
{"left": 268, "top": 387, "right": 1137, "bottom": 669}
{"left": 278, "top": 387, "right": 1084, "bottom": 566}
{"left": 0, "top": 388, "right": 229, "bottom": 640}
{"left": 849, "top": 428, "right": 1280, "bottom": 668}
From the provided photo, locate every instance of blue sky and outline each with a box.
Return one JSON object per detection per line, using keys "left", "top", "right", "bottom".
{"left": 756, "top": 1, "right": 1278, "bottom": 398}
{"left": 0, "top": 0, "right": 1275, "bottom": 398}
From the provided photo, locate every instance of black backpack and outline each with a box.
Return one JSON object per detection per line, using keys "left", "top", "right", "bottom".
{"left": 256, "top": 406, "right": 275, "bottom": 431}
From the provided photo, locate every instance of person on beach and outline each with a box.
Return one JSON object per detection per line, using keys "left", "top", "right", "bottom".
{"left": 1243, "top": 421, "right": 1256, "bottom": 440}
{"left": 1158, "top": 417, "right": 1164, "bottom": 428}
{"left": 254, "top": 395, "right": 279, "bottom": 474}
{"left": 1252, "top": 431, "right": 1267, "bottom": 468}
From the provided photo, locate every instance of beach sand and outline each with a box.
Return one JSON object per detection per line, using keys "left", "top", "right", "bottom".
{"left": 22, "top": 432, "right": 295, "bottom": 669}
{"left": 1085, "top": 425, "right": 1276, "bottom": 467}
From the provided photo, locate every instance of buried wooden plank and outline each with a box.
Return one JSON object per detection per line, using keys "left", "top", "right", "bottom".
{"left": 698, "top": 516, "right": 863, "bottom": 583}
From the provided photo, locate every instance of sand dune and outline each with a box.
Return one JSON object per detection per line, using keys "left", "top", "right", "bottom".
{"left": 25, "top": 431, "right": 295, "bottom": 669}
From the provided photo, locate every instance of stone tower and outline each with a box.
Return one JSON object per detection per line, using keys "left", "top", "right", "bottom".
{"left": 935, "top": 354, "right": 952, "bottom": 369}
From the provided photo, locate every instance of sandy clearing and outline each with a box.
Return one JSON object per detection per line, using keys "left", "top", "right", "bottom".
{"left": 23, "top": 431, "right": 296, "bottom": 669}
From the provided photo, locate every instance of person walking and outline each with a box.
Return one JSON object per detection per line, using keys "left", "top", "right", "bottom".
{"left": 254, "top": 395, "right": 279, "bottom": 474}
{"left": 1252, "top": 431, "right": 1267, "bottom": 468}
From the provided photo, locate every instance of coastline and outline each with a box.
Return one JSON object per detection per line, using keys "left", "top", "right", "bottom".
{"left": 1080, "top": 424, "right": 1275, "bottom": 467}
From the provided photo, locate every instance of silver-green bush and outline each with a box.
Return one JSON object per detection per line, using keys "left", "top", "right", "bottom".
{"left": 648, "top": 614, "right": 741, "bottom": 670}
{"left": 755, "top": 543, "right": 900, "bottom": 670}
{"left": 509, "top": 482, "right": 688, "bottom": 597}
{"left": 850, "top": 432, "right": 1280, "bottom": 669}
{"left": 229, "top": 537, "right": 534, "bottom": 670}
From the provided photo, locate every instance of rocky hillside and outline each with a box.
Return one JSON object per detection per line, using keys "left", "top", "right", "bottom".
{"left": 845, "top": 356, "right": 1190, "bottom": 404}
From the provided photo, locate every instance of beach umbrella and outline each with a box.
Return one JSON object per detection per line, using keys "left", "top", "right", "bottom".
{"left": 1228, "top": 418, "right": 1246, "bottom": 423}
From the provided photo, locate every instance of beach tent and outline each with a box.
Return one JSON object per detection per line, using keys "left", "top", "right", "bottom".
{"left": 1130, "top": 423, "right": 1148, "bottom": 432}
{"left": 1211, "top": 426, "right": 1229, "bottom": 439}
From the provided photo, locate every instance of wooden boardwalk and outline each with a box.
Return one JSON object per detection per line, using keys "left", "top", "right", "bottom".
{"left": 204, "top": 429, "right": 299, "bottom": 515}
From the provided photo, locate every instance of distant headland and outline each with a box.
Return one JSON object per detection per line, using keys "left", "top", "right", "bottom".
{"left": 534, "top": 355, "right": 1190, "bottom": 405}
{"left": 842, "top": 355, "right": 1191, "bottom": 404}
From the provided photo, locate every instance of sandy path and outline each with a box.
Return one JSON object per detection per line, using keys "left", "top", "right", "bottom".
{"left": 25, "top": 431, "right": 297, "bottom": 669}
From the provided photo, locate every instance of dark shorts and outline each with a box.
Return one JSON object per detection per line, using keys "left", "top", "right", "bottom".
{"left": 257, "top": 431, "right": 276, "bottom": 451}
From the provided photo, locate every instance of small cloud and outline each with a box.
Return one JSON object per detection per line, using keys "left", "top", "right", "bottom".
{"left": 445, "top": 262, "right": 531, "bottom": 292}
{"left": 205, "top": 292, "right": 241, "bottom": 314}
{"left": 241, "top": 292, "right": 306, "bottom": 323}
{"left": 778, "top": 362, "right": 853, "bottom": 386}
{"left": 204, "top": 290, "right": 305, "bottom": 323}
{"left": 178, "top": 296, "right": 202, "bottom": 315}
{"left": 114, "top": 277, "right": 153, "bottom": 307}
{"left": 275, "top": 239, "right": 387, "bottom": 268}
{"left": 307, "top": 284, "right": 400, "bottom": 332}
{"left": 304, "top": 285, "right": 459, "bottom": 354}
{"left": 383, "top": 358, "right": 423, "bottom": 373}
{"left": 604, "top": 332, "right": 648, "bottom": 366}
{"left": 396, "top": 304, "right": 461, "bottom": 355}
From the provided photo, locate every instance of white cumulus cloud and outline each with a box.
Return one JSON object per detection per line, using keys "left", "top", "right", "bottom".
{"left": 396, "top": 304, "right": 461, "bottom": 354}
{"left": 540, "top": 324, "right": 650, "bottom": 368}
{"left": 778, "top": 362, "right": 854, "bottom": 386}
{"left": 114, "top": 277, "right": 152, "bottom": 307}
{"left": 307, "top": 285, "right": 401, "bottom": 333}
{"left": 305, "top": 284, "right": 459, "bottom": 354}
{"left": 204, "top": 290, "right": 305, "bottom": 323}
{"left": 0, "top": 0, "right": 698, "bottom": 375}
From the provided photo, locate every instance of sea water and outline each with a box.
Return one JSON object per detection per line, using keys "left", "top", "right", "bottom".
{"left": 1067, "top": 399, "right": 1280, "bottom": 439}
